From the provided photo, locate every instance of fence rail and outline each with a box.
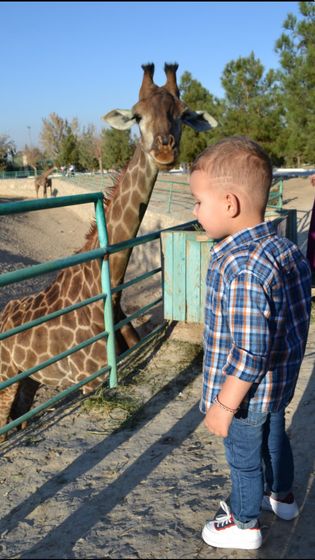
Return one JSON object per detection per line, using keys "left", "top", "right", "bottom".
{"left": 153, "top": 178, "right": 284, "bottom": 213}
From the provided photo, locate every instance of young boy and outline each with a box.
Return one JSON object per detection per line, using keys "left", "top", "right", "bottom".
{"left": 190, "top": 136, "right": 312, "bottom": 550}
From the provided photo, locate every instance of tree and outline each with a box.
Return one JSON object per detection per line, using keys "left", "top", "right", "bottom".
{"left": 275, "top": 2, "right": 315, "bottom": 165}
{"left": 101, "top": 128, "right": 134, "bottom": 170}
{"left": 0, "top": 134, "right": 16, "bottom": 171}
{"left": 40, "top": 113, "right": 80, "bottom": 167}
{"left": 58, "top": 124, "right": 80, "bottom": 168}
{"left": 23, "top": 145, "right": 45, "bottom": 174}
{"left": 220, "top": 52, "right": 285, "bottom": 164}
{"left": 40, "top": 113, "right": 67, "bottom": 161}
{"left": 179, "top": 72, "right": 222, "bottom": 164}
{"left": 79, "top": 125, "right": 103, "bottom": 172}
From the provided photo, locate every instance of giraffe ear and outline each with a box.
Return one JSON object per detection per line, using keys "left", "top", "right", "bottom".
{"left": 181, "top": 109, "right": 218, "bottom": 131}
{"left": 102, "top": 109, "right": 135, "bottom": 130}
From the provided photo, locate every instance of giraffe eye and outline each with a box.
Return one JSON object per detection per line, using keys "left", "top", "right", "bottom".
{"left": 134, "top": 113, "right": 141, "bottom": 123}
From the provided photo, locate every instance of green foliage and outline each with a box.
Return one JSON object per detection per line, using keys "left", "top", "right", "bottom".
{"left": 276, "top": 1, "right": 315, "bottom": 164}
{"left": 58, "top": 125, "right": 80, "bottom": 168}
{"left": 101, "top": 128, "right": 135, "bottom": 170}
{"left": 40, "top": 113, "right": 81, "bottom": 168}
{"left": 219, "top": 52, "right": 286, "bottom": 165}
{"left": 179, "top": 72, "right": 222, "bottom": 163}
{"left": 40, "top": 112, "right": 67, "bottom": 160}
{"left": 78, "top": 125, "right": 100, "bottom": 171}
{"left": 0, "top": 134, "right": 16, "bottom": 170}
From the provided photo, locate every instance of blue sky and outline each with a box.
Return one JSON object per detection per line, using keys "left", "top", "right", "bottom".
{"left": 1, "top": 1, "right": 302, "bottom": 150}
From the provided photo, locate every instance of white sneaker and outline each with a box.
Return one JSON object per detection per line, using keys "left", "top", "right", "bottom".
{"left": 261, "top": 492, "right": 299, "bottom": 520}
{"left": 202, "top": 501, "right": 262, "bottom": 550}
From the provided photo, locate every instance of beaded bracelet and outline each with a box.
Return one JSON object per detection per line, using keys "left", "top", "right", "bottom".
{"left": 213, "top": 395, "right": 239, "bottom": 414}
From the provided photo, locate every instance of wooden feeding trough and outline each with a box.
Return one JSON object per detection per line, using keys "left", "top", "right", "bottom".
{"left": 161, "top": 209, "right": 297, "bottom": 323}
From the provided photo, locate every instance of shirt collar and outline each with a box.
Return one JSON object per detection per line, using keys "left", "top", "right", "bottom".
{"left": 211, "top": 221, "right": 278, "bottom": 259}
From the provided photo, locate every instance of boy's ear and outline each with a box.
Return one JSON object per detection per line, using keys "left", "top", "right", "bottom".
{"left": 225, "top": 192, "right": 240, "bottom": 217}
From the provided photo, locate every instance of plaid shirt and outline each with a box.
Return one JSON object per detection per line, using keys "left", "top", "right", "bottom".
{"left": 201, "top": 221, "right": 312, "bottom": 414}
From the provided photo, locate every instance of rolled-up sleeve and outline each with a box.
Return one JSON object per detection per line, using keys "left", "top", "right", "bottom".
{"left": 222, "top": 271, "right": 271, "bottom": 383}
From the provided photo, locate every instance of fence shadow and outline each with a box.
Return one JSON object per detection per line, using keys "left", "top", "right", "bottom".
{"left": 260, "top": 360, "right": 315, "bottom": 558}
{"left": 0, "top": 347, "right": 204, "bottom": 558}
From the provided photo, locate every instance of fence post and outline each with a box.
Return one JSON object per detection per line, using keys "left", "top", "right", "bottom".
{"left": 95, "top": 196, "right": 117, "bottom": 388}
{"left": 278, "top": 178, "right": 283, "bottom": 209}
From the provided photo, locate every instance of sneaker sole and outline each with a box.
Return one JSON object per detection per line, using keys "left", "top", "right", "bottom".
{"left": 201, "top": 526, "right": 262, "bottom": 550}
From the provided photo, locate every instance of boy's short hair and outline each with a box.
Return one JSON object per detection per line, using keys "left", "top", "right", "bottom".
{"left": 191, "top": 136, "right": 273, "bottom": 207}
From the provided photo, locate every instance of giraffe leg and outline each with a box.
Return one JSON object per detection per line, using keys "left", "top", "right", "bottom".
{"left": 114, "top": 305, "right": 140, "bottom": 350}
{"left": 10, "top": 377, "right": 40, "bottom": 429}
{"left": 0, "top": 382, "right": 19, "bottom": 443}
{"left": 119, "top": 322, "right": 140, "bottom": 348}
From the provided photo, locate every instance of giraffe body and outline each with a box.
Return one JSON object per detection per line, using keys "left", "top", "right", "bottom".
{"left": 0, "top": 63, "right": 217, "bottom": 440}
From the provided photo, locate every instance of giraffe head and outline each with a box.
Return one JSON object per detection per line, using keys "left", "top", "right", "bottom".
{"left": 102, "top": 62, "right": 218, "bottom": 171}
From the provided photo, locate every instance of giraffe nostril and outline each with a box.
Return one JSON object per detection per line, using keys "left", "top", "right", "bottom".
{"left": 157, "top": 135, "right": 175, "bottom": 147}
{"left": 169, "top": 135, "right": 175, "bottom": 148}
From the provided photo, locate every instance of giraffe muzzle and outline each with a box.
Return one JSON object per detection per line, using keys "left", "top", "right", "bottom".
{"left": 150, "top": 134, "right": 178, "bottom": 168}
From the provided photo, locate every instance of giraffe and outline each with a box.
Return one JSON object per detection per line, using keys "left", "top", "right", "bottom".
{"left": 0, "top": 62, "right": 218, "bottom": 441}
{"left": 34, "top": 166, "right": 55, "bottom": 198}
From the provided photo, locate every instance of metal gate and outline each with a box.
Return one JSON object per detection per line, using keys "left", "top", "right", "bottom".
{"left": 0, "top": 191, "right": 194, "bottom": 440}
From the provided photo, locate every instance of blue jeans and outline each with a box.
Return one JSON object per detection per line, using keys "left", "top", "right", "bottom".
{"left": 223, "top": 408, "right": 294, "bottom": 529}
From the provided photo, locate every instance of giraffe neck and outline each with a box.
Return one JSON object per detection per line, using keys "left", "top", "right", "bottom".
{"left": 105, "top": 143, "right": 158, "bottom": 287}
{"left": 80, "top": 143, "right": 158, "bottom": 292}
{"left": 106, "top": 145, "right": 157, "bottom": 242}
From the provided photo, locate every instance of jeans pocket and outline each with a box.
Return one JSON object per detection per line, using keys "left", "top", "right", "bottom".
{"left": 234, "top": 410, "right": 268, "bottom": 427}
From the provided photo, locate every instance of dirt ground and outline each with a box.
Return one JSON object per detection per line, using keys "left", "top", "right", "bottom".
{"left": 0, "top": 177, "right": 314, "bottom": 559}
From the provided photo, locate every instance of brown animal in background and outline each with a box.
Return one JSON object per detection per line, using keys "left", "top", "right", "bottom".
{"left": 34, "top": 166, "right": 55, "bottom": 198}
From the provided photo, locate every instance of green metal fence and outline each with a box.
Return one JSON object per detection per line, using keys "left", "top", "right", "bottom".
{"left": 153, "top": 179, "right": 191, "bottom": 213}
{"left": 0, "top": 169, "right": 42, "bottom": 179}
{"left": 152, "top": 177, "right": 284, "bottom": 214}
{"left": 0, "top": 192, "right": 194, "bottom": 440}
{"left": 268, "top": 177, "right": 283, "bottom": 210}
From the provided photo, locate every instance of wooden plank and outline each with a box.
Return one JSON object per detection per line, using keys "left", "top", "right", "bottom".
{"left": 162, "top": 230, "right": 216, "bottom": 323}
{"left": 161, "top": 232, "right": 174, "bottom": 320}
{"left": 172, "top": 231, "right": 187, "bottom": 321}
{"left": 200, "top": 240, "right": 213, "bottom": 323}
{"left": 186, "top": 238, "right": 201, "bottom": 322}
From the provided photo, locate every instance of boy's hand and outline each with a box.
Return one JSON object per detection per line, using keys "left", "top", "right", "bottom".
{"left": 204, "top": 376, "right": 253, "bottom": 437}
{"left": 204, "top": 402, "right": 234, "bottom": 438}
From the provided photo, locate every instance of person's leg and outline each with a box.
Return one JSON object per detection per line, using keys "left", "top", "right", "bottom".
{"left": 201, "top": 411, "right": 266, "bottom": 550}
{"left": 261, "top": 408, "right": 298, "bottom": 519}
{"left": 262, "top": 408, "right": 294, "bottom": 496}
{"left": 224, "top": 411, "right": 267, "bottom": 528}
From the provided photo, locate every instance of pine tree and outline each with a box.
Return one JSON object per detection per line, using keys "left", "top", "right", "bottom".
{"left": 179, "top": 72, "right": 222, "bottom": 164}
{"left": 101, "top": 128, "right": 134, "bottom": 170}
{"left": 220, "top": 52, "right": 285, "bottom": 165}
{"left": 276, "top": 2, "right": 315, "bottom": 165}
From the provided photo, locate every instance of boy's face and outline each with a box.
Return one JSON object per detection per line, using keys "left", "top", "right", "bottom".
{"left": 190, "top": 170, "right": 231, "bottom": 240}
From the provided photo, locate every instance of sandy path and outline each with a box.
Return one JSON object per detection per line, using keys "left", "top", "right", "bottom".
{"left": 0, "top": 178, "right": 314, "bottom": 559}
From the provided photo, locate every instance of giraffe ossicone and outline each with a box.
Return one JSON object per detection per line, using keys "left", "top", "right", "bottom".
{"left": 0, "top": 62, "right": 217, "bottom": 441}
